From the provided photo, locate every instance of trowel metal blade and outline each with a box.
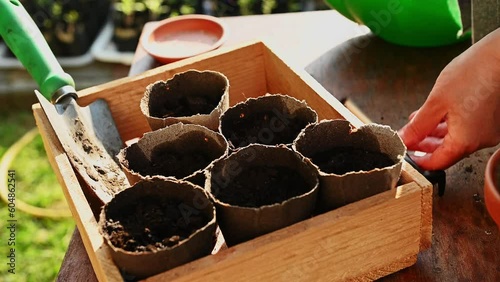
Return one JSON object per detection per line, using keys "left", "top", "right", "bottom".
{"left": 35, "top": 90, "right": 129, "bottom": 204}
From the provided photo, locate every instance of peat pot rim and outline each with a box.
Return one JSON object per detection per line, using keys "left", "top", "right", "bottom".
{"left": 140, "top": 69, "right": 229, "bottom": 121}
{"left": 117, "top": 122, "right": 229, "bottom": 183}
{"left": 99, "top": 176, "right": 217, "bottom": 255}
{"left": 205, "top": 143, "right": 320, "bottom": 210}
{"left": 292, "top": 119, "right": 406, "bottom": 177}
{"left": 139, "top": 69, "right": 230, "bottom": 131}
{"left": 219, "top": 93, "right": 318, "bottom": 148}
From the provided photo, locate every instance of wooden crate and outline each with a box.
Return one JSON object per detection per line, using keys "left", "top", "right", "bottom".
{"left": 33, "top": 41, "right": 432, "bottom": 282}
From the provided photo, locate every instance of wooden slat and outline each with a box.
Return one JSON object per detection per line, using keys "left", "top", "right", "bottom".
{"left": 33, "top": 105, "right": 122, "bottom": 282}
{"left": 262, "top": 44, "right": 364, "bottom": 127}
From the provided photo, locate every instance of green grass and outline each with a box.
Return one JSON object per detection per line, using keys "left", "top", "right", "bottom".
{"left": 0, "top": 109, "right": 75, "bottom": 282}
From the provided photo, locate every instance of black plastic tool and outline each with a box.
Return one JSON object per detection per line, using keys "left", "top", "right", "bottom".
{"left": 404, "top": 153, "right": 446, "bottom": 196}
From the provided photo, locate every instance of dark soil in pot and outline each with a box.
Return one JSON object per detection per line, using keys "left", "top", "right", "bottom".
{"left": 104, "top": 198, "right": 209, "bottom": 252}
{"left": 126, "top": 141, "right": 215, "bottom": 180}
{"left": 141, "top": 70, "right": 230, "bottom": 131}
{"left": 220, "top": 94, "right": 317, "bottom": 149}
{"left": 223, "top": 111, "right": 312, "bottom": 148}
{"left": 293, "top": 119, "right": 406, "bottom": 212}
{"left": 99, "top": 177, "right": 217, "bottom": 279}
{"left": 118, "top": 123, "right": 228, "bottom": 186}
{"left": 216, "top": 166, "right": 310, "bottom": 207}
{"left": 151, "top": 92, "right": 221, "bottom": 118}
{"left": 310, "top": 147, "right": 395, "bottom": 175}
{"left": 206, "top": 144, "right": 319, "bottom": 246}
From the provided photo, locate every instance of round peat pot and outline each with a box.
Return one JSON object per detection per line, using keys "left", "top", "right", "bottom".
{"left": 219, "top": 94, "right": 318, "bottom": 149}
{"left": 485, "top": 148, "right": 500, "bottom": 229}
{"left": 141, "top": 69, "right": 230, "bottom": 131}
{"left": 117, "top": 123, "right": 228, "bottom": 186}
{"left": 98, "top": 177, "right": 216, "bottom": 279}
{"left": 206, "top": 144, "right": 319, "bottom": 246}
{"left": 293, "top": 119, "right": 406, "bottom": 212}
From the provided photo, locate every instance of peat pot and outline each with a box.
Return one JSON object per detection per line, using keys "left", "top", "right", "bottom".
{"left": 293, "top": 119, "right": 406, "bottom": 212}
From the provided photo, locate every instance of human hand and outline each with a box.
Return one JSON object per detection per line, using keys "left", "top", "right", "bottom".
{"left": 398, "top": 28, "right": 500, "bottom": 171}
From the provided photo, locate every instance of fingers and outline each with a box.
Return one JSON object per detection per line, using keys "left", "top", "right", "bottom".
{"left": 409, "top": 137, "right": 466, "bottom": 170}
{"left": 430, "top": 122, "right": 448, "bottom": 138}
{"left": 398, "top": 103, "right": 446, "bottom": 149}
{"left": 407, "top": 136, "right": 443, "bottom": 152}
{"left": 408, "top": 110, "right": 418, "bottom": 120}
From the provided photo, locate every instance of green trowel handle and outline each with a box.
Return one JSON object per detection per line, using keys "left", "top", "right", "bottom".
{"left": 0, "top": 0, "right": 75, "bottom": 101}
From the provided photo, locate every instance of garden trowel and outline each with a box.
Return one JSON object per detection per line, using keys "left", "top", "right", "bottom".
{"left": 0, "top": 0, "right": 128, "bottom": 203}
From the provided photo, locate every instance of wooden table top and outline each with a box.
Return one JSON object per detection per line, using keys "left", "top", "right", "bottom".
{"left": 57, "top": 10, "right": 500, "bottom": 281}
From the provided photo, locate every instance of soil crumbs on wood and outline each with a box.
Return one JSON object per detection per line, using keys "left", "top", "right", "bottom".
{"left": 311, "top": 146, "right": 395, "bottom": 175}
{"left": 216, "top": 166, "right": 310, "bottom": 207}
{"left": 226, "top": 111, "right": 309, "bottom": 147}
{"left": 105, "top": 198, "right": 208, "bottom": 252}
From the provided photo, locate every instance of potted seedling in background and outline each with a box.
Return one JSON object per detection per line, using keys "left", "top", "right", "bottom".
{"left": 164, "top": 0, "right": 203, "bottom": 17}
{"left": 113, "top": 0, "right": 148, "bottom": 52}
{"left": 144, "top": 0, "right": 169, "bottom": 21}
{"left": 55, "top": 9, "right": 90, "bottom": 56}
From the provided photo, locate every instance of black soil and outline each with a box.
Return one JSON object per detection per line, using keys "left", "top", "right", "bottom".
{"left": 215, "top": 166, "right": 310, "bottom": 207}
{"left": 151, "top": 93, "right": 219, "bottom": 118}
{"left": 129, "top": 146, "right": 213, "bottom": 179}
{"left": 224, "top": 111, "right": 310, "bottom": 147}
{"left": 104, "top": 198, "right": 208, "bottom": 252}
{"left": 310, "top": 146, "right": 395, "bottom": 174}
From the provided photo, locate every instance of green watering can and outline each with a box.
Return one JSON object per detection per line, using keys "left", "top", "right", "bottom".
{"left": 324, "top": 0, "right": 471, "bottom": 47}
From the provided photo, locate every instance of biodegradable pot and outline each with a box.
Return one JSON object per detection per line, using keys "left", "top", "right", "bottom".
{"left": 293, "top": 119, "right": 406, "bottom": 212}
{"left": 117, "top": 123, "right": 228, "bottom": 186}
{"left": 141, "top": 70, "right": 230, "bottom": 131}
{"left": 99, "top": 177, "right": 216, "bottom": 279}
{"left": 219, "top": 94, "right": 318, "bottom": 149}
{"left": 205, "top": 144, "right": 319, "bottom": 246}
{"left": 485, "top": 147, "right": 500, "bottom": 229}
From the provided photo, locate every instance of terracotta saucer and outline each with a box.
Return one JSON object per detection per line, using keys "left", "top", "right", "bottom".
{"left": 485, "top": 148, "right": 500, "bottom": 229}
{"left": 141, "top": 14, "right": 227, "bottom": 64}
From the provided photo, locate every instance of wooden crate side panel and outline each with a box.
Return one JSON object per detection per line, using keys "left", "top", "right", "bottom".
{"left": 33, "top": 106, "right": 122, "bottom": 282}
{"left": 147, "top": 183, "right": 421, "bottom": 282}
{"left": 399, "top": 163, "right": 433, "bottom": 250}
{"left": 76, "top": 42, "right": 267, "bottom": 142}
{"left": 261, "top": 45, "right": 364, "bottom": 128}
